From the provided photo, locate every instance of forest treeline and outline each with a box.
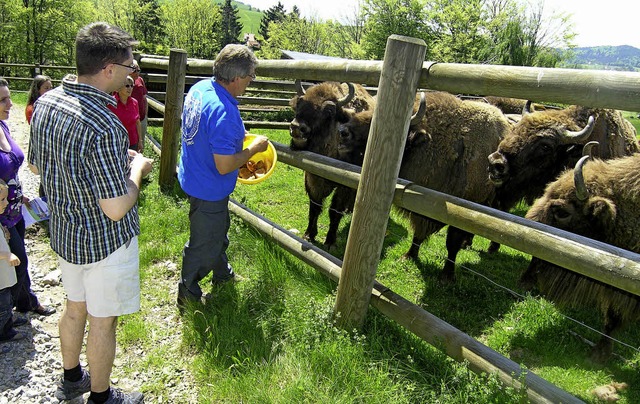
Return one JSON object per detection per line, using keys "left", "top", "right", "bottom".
{"left": 0, "top": 0, "right": 577, "bottom": 69}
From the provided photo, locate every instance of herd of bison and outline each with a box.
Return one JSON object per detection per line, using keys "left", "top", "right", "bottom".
{"left": 287, "top": 81, "right": 640, "bottom": 363}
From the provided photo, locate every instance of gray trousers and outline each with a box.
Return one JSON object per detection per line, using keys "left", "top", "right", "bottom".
{"left": 179, "top": 196, "right": 234, "bottom": 300}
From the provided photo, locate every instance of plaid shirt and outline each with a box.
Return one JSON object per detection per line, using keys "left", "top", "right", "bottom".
{"left": 29, "top": 79, "right": 139, "bottom": 265}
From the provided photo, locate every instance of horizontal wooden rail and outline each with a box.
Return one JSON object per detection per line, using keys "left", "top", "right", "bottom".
{"left": 272, "top": 141, "right": 640, "bottom": 297}
{"left": 141, "top": 57, "right": 640, "bottom": 111}
{"left": 0, "top": 62, "right": 76, "bottom": 71}
{"left": 244, "top": 121, "right": 290, "bottom": 130}
{"left": 238, "top": 96, "right": 291, "bottom": 106}
{"left": 229, "top": 199, "right": 581, "bottom": 404}
{"left": 147, "top": 96, "right": 165, "bottom": 115}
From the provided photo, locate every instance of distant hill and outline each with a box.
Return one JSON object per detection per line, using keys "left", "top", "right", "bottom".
{"left": 559, "top": 45, "right": 640, "bottom": 72}
{"left": 213, "top": 0, "right": 264, "bottom": 36}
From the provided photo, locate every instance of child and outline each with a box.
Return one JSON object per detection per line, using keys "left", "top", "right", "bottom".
{"left": 0, "top": 179, "right": 25, "bottom": 346}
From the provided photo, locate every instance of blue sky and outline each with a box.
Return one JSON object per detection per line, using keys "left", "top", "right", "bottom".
{"left": 242, "top": 0, "right": 639, "bottom": 49}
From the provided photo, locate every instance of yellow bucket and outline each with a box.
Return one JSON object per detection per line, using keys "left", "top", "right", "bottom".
{"left": 238, "top": 134, "right": 277, "bottom": 185}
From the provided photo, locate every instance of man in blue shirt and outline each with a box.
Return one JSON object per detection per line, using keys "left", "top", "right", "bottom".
{"left": 177, "top": 44, "right": 268, "bottom": 309}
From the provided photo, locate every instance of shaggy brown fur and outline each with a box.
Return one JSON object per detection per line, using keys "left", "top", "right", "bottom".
{"left": 484, "top": 96, "right": 529, "bottom": 114}
{"left": 338, "top": 91, "right": 511, "bottom": 280}
{"left": 289, "top": 82, "right": 375, "bottom": 249}
{"left": 488, "top": 106, "right": 639, "bottom": 210}
{"left": 524, "top": 154, "right": 640, "bottom": 361}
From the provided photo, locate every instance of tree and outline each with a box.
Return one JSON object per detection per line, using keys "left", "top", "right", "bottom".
{"left": 425, "top": 0, "right": 492, "bottom": 63}
{"left": 6, "top": 0, "right": 96, "bottom": 67}
{"left": 361, "top": 0, "right": 430, "bottom": 59}
{"left": 133, "top": 0, "right": 166, "bottom": 54}
{"left": 485, "top": 0, "right": 574, "bottom": 67}
{"left": 0, "top": 0, "right": 23, "bottom": 64}
{"left": 220, "top": 0, "right": 243, "bottom": 47}
{"left": 163, "top": 0, "right": 222, "bottom": 59}
{"left": 259, "top": 1, "right": 285, "bottom": 40}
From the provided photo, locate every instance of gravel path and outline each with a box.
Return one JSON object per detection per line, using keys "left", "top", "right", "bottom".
{"left": 0, "top": 107, "right": 197, "bottom": 403}
{"left": 0, "top": 109, "right": 73, "bottom": 403}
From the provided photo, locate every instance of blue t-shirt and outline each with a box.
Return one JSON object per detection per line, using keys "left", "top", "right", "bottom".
{"left": 178, "top": 79, "right": 245, "bottom": 201}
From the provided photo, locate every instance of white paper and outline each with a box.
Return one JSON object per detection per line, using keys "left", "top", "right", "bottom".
{"left": 21, "top": 197, "right": 50, "bottom": 227}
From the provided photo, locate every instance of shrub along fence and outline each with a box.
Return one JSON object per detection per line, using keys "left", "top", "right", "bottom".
{"left": 139, "top": 36, "right": 640, "bottom": 403}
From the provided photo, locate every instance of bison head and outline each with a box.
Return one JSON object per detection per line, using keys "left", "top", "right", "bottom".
{"left": 525, "top": 155, "right": 616, "bottom": 242}
{"left": 337, "top": 92, "right": 427, "bottom": 166}
{"left": 488, "top": 109, "right": 595, "bottom": 206}
{"left": 289, "top": 81, "right": 355, "bottom": 151}
{"left": 337, "top": 109, "right": 373, "bottom": 165}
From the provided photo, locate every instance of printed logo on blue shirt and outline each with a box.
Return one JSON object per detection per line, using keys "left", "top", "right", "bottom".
{"left": 182, "top": 89, "right": 203, "bottom": 145}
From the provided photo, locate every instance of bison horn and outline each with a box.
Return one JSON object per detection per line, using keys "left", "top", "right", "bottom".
{"left": 522, "top": 100, "right": 533, "bottom": 115}
{"left": 581, "top": 141, "right": 599, "bottom": 158}
{"left": 574, "top": 155, "right": 591, "bottom": 201}
{"left": 410, "top": 92, "right": 427, "bottom": 126}
{"left": 336, "top": 82, "right": 355, "bottom": 107}
{"left": 563, "top": 115, "right": 595, "bottom": 143}
{"left": 295, "top": 79, "right": 306, "bottom": 96}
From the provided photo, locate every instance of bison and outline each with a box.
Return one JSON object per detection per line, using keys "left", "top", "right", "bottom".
{"left": 488, "top": 105, "right": 639, "bottom": 211}
{"left": 289, "top": 81, "right": 376, "bottom": 250}
{"left": 338, "top": 91, "right": 511, "bottom": 281}
{"left": 523, "top": 150, "right": 640, "bottom": 362}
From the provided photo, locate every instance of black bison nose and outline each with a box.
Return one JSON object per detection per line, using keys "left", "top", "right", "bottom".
{"left": 289, "top": 120, "right": 309, "bottom": 137}
{"left": 488, "top": 151, "right": 508, "bottom": 179}
{"left": 338, "top": 125, "right": 349, "bottom": 139}
{"left": 488, "top": 151, "right": 505, "bottom": 168}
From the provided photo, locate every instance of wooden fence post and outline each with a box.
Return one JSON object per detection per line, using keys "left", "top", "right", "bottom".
{"left": 159, "top": 48, "right": 187, "bottom": 189}
{"left": 334, "top": 35, "right": 426, "bottom": 330}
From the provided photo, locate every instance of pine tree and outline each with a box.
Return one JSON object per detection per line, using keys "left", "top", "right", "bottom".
{"left": 259, "top": 1, "right": 285, "bottom": 40}
{"left": 220, "top": 0, "right": 243, "bottom": 47}
{"left": 134, "top": 0, "right": 165, "bottom": 52}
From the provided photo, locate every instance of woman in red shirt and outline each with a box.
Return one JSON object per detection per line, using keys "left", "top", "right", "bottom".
{"left": 25, "top": 75, "right": 52, "bottom": 124}
{"left": 108, "top": 76, "right": 141, "bottom": 151}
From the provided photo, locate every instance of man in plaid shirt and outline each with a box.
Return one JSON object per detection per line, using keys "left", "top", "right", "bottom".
{"left": 29, "top": 22, "right": 153, "bottom": 404}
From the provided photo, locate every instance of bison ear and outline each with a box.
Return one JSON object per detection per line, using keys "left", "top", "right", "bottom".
{"left": 585, "top": 196, "right": 616, "bottom": 232}
{"left": 290, "top": 96, "right": 299, "bottom": 109}
{"left": 321, "top": 100, "right": 337, "bottom": 119}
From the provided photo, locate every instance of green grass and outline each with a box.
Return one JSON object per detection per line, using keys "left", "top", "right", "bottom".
{"left": 125, "top": 123, "right": 640, "bottom": 402}
{"left": 621, "top": 111, "right": 640, "bottom": 136}
{"left": 17, "top": 92, "right": 640, "bottom": 402}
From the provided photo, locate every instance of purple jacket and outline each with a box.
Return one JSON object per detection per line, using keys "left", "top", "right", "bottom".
{"left": 0, "top": 121, "right": 24, "bottom": 228}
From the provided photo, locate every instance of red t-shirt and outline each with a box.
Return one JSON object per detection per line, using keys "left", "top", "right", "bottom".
{"left": 25, "top": 104, "right": 34, "bottom": 124}
{"left": 130, "top": 76, "right": 148, "bottom": 120}
{"left": 108, "top": 94, "right": 140, "bottom": 147}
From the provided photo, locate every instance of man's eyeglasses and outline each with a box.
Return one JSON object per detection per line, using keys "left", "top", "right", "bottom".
{"left": 125, "top": 85, "right": 133, "bottom": 88}
{"left": 244, "top": 73, "right": 256, "bottom": 80}
{"left": 111, "top": 62, "right": 137, "bottom": 72}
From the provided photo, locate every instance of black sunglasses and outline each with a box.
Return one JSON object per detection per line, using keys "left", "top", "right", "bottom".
{"left": 111, "top": 62, "right": 137, "bottom": 72}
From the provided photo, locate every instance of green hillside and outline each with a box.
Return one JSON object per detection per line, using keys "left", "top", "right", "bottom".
{"left": 559, "top": 45, "right": 640, "bottom": 72}
{"left": 214, "top": 0, "right": 264, "bottom": 36}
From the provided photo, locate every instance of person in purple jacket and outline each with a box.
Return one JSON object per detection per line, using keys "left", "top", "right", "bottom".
{"left": 0, "top": 78, "right": 54, "bottom": 317}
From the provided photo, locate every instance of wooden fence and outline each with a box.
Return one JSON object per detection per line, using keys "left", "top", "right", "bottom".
{"left": 9, "top": 41, "right": 640, "bottom": 402}
{"left": 136, "top": 36, "right": 640, "bottom": 403}
{"left": 0, "top": 63, "right": 77, "bottom": 90}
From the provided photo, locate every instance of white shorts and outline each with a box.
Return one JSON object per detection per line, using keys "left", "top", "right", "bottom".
{"left": 59, "top": 237, "right": 140, "bottom": 317}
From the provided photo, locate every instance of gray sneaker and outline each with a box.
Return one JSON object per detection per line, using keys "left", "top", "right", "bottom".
{"left": 88, "top": 387, "right": 144, "bottom": 404}
{"left": 54, "top": 369, "right": 91, "bottom": 401}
